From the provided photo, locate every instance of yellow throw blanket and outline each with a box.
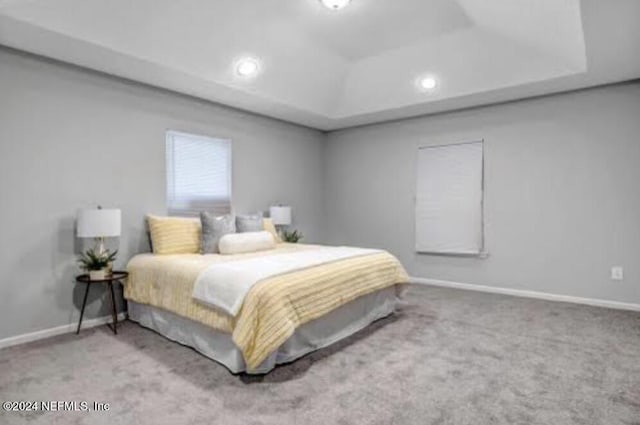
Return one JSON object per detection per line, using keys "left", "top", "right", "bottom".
{"left": 125, "top": 244, "right": 409, "bottom": 370}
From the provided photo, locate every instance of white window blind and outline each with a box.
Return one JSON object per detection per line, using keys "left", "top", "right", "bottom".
{"left": 415, "top": 141, "right": 484, "bottom": 255}
{"left": 166, "top": 130, "right": 231, "bottom": 216}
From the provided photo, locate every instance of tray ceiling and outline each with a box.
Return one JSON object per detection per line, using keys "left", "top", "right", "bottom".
{"left": 1, "top": 0, "right": 639, "bottom": 130}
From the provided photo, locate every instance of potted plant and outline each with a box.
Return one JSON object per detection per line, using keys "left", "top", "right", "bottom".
{"left": 78, "top": 248, "right": 117, "bottom": 280}
{"left": 282, "top": 229, "right": 303, "bottom": 243}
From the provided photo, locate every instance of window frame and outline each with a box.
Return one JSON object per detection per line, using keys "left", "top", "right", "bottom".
{"left": 414, "top": 140, "right": 485, "bottom": 256}
{"left": 165, "top": 129, "right": 232, "bottom": 216}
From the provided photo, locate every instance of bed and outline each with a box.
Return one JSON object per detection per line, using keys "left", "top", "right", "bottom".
{"left": 124, "top": 243, "right": 409, "bottom": 374}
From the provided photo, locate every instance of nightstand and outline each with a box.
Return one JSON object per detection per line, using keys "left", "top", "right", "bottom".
{"left": 75, "top": 271, "right": 128, "bottom": 335}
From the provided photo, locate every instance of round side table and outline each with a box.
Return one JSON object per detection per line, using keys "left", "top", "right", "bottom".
{"left": 75, "top": 271, "right": 128, "bottom": 335}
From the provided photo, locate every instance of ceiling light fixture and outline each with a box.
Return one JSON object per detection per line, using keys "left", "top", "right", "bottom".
{"left": 236, "top": 58, "right": 260, "bottom": 77}
{"left": 418, "top": 76, "right": 437, "bottom": 91}
{"left": 320, "top": 0, "right": 351, "bottom": 11}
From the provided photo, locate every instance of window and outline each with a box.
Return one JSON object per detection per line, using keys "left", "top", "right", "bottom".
{"left": 166, "top": 130, "right": 231, "bottom": 216}
{"left": 415, "top": 141, "right": 484, "bottom": 255}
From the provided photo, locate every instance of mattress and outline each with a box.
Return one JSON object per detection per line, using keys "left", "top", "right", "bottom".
{"left": 128, "top": 285, "right": 399, "bottom": 374}
{"left": 125, "top": 243, "right": 409, "bottom": 369}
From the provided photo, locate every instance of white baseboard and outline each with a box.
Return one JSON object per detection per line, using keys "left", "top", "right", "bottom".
{"left": 0, "top": 312, "right": 127, "bottom": 350}
{"left": 411, "top": 277, "right": 640, "bottom": 312}
{"left": 3, "top": 278, "right": 638, "bottom": 349}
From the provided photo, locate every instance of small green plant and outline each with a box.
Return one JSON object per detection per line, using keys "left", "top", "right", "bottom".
{"left": 282, "top": 229, "right": 303, "bottom": 243}
{"left": 77, "top": 248, "right": 117, "bottom": 271}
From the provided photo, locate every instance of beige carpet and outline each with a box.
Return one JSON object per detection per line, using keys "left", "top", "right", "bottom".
{"left": 1, "top": 285, "right": 639, "bottom": 425}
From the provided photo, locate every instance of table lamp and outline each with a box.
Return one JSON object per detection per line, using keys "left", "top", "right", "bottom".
{"left": 269, "top": 205, "right": 292, "bottom": 227}
{"left": 77, "top": 207, "right": 121, "bottom": 254}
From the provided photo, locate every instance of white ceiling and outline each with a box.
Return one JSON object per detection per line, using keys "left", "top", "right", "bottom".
{"left": 1, "top": 0, "right": 639, "bottom": 130}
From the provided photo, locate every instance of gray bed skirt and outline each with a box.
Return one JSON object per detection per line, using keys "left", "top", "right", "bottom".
{"left": 128, "top": 286, "right": 400, "bottom": 374}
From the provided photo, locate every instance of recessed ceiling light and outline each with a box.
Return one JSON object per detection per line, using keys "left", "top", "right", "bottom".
{"left": 236, "top": 58, "right": 260, "bottom": 77}
{"left": 320, "top": 0, "right": 351, "bottom": 11}
{"left": 418, "top": 76, "right": 437, "bottom": 91}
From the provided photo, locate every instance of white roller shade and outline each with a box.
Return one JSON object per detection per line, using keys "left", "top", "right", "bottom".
{"left": 415, "top": 141, "right": 484, "bottom": 255}
{"left": 166, "top": 131, "right": 232, "bottom": 216}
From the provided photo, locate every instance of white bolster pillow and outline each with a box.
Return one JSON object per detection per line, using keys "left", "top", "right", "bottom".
{"left": 218, "top": 231, "right": 276, "bottom": 255}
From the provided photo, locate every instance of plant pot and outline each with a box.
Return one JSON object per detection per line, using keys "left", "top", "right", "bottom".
{"left": 89, "top": 269, "right": 106, "bottom": 280}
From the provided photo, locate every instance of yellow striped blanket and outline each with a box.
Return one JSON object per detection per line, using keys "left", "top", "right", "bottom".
{"left": 125, "top": 243, "right": 409, "bottom": 370}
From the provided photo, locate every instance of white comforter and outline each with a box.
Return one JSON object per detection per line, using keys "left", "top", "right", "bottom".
{"left": 192, "top": 246, "right": 381, "bottom": 316}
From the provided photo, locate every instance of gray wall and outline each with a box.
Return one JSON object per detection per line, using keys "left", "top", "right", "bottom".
{"left": 0, "top": 48, "right": 326, "bottom": 340}
{"left": 2, "top": 45, "right": 639, "bottom": 342}
{"left": 325, "top": 83, "right": 640, "bottom": 304}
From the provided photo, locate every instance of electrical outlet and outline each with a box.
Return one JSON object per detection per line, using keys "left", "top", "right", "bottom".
{"left": 611, "top": 266, "right": 624, "bottom": 281}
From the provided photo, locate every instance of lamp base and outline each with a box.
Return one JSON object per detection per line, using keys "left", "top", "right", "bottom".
{"left": 275, "top": 225, "right": 287, "bottom": 239}
{"left": 94, "top": 237, "right": 106, "bottom": 255}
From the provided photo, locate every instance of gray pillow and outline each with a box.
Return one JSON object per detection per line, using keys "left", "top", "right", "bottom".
{"left": 236, "top": 213, "right": 264, "bottom": 233}
{"left": 200, "top": 212, "right": 236, "bottom": 254}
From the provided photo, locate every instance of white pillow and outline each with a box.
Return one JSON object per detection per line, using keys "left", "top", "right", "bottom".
{"left": 218, "top": 231, "right": 276, "bottom": 255}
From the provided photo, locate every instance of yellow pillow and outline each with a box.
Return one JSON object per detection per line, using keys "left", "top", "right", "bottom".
{"left": 147, "top": 215, "right": 201, "bottom": 255}
{"left": 263, "top": 218, "right": 282, "bottom": 243}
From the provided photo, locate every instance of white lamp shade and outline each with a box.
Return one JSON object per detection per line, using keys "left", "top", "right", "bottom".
{"left": 77, "top": 208, "right": 121, "bottom": 238}
{"left": 269, "top": 206, "right": 292, "bottom": 226}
